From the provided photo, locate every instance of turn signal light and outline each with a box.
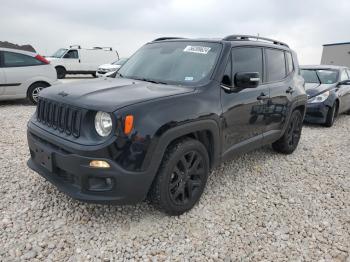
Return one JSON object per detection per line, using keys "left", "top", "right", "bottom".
{"left": 89, "top": 160, "right": 110, "bottom": 169}
{"left": 124, "top": 115, "right": 134, "bottom": 135}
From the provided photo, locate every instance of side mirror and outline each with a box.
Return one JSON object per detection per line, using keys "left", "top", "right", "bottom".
{"left": 339, "top": 80, "right": 350, "bottom": 85}
{"left": 104, "top": 71, "right": 116, "bottom": 78}
{"left": 235, "top": 72, "right": 260, "bottom": 89}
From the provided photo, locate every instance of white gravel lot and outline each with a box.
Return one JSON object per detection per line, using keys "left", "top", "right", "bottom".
{"left": 0, "top": 82, "right": 349, "bottom": 261}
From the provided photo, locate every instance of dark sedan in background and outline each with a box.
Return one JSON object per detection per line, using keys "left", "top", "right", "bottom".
{"left": 301, "top": 65, "right": 350, "bottom": 127}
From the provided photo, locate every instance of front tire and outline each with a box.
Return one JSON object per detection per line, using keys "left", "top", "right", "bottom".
{"left": 149, "top": 138, "right": 209, "bottom": 216}
{"left": 272, "top": 110, "right": 303, "bottom": 154}
{"left": 55, "top": 66, "right": 66, "bottom": 79}
{"left": 324, "top": 103, "right": 337, "bottom": 127}
{"left": 28, "top": 82, "right": 49, "bottom": 104}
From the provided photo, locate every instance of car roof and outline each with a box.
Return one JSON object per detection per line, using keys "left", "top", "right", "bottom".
{"left": 0, "top": 47, "right": 37, "bottom": 56}
{"left": 301, "top": 65, "right": 349, "bottom": 70}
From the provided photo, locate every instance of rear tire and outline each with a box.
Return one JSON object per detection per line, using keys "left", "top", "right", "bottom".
{"left": 55, "top": 66, "right": 66, "bottom": 79}
{"left": 149, "top": 138, "right": 209, "bottom": 216}
{"left": 272, "top": 110, "right": 303, "bottom": 154}
{"left": 28, "top": 82, "right": 49, "bottom": 104}
{"left": 324, "top": 103, "right": 337, "bottom": 127}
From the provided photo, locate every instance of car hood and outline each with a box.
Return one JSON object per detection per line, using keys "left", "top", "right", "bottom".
{"left": 99, "top": 64, "right": 120, "bottom": 70}
{"left": 39, "top": 78, "right": 195, "bottom": 112}
{"left": 305, "top": 83, "right": 336, "bottom": 98}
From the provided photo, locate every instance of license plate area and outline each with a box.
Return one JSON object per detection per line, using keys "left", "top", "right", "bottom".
{"left": 33, "top": 143, "right": 53, "bottom": 172}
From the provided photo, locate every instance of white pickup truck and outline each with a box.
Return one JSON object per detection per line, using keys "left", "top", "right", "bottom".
{"left": 47, "top": 45, "right": 119, "bottom": 79}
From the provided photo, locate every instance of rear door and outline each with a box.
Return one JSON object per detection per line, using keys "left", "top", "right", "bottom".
{"left": 221, "top": 46, "right": 270, "bottom": 157}
{"left": 263, "top": 48, "right": 293, "bottom": 140}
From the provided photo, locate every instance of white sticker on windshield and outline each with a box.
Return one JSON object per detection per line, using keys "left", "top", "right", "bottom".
{"left": 183, "top": 46, "right": 211, "bottom": 54}
{"left": 185, "top": 76, "right": 194, "bottom": 81}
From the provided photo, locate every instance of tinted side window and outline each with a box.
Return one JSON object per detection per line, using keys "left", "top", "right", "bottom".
{"left": 286, "top": 52, "right": 294, "bottom": 74}
{"left": 3, "top": 51, "right": 43, "bottom": 67}
{"left": 266, "top": 49, "right": 286, "bottom": 82}
{"left": 63, "top": 50, "right": 78, "bottom": 59}
{"left": 232, "top": 47, "right": 263, "bottom": 83}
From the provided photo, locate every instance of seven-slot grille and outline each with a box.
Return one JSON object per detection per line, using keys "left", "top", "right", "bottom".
{"left": 36, "top": 98, "right": 82, "bottom": 138}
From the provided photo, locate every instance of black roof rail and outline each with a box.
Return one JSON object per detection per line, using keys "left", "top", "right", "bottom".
{"left": 93, "top": 47, "right": 113, "bottom": 51}
{"left": 223, "top": 35, "right": 289, "bottom": 47}
{"left": 153, "top": 37, "right": 186, "bottom": 42}
{"left": 69, "top": 45, "right": 81, "bottom": 49}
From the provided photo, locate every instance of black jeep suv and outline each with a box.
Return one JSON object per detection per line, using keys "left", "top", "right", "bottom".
{"left": 27, "top": 35, "right": 307, "bottom": 215}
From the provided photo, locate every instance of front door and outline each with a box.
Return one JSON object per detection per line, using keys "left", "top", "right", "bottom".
{"left": 221, "top": 46, "right": 269, "bottom": 157}
{"left": 62, "top": 49, "right": 80, "bottom": 71}
{"left": 0, "top": 52, "right": 5, "bottom": 95}
{"left": 337, "top": 69, "right": 350, "bottom": 113}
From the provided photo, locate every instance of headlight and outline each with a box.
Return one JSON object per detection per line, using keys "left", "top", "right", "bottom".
{"left": 308, "top": 91, "right": 330, "bottom": 103}
{"left": 95, "top": 111, "right": 113, "bottom": 137}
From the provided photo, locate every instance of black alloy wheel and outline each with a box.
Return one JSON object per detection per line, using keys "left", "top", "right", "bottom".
{"left": 272, "top": 110, "right": 303, "bottom": 154}
{"left": 169, "top": 151, "right": 205, "bottom": 206}
{"left": 149, "top": 138, "right": 209, "bottom": 216}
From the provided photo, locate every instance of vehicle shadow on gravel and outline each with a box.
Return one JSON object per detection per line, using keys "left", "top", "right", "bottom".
{"left": 34, "top": 145, "right": 279, "bottom": 222}
{"left": 0, "top": 99, "right": 34, "bottom": 107}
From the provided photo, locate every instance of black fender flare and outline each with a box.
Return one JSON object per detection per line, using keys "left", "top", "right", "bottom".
{"left": 145, "top": 119, "right": 221, "bottom": 175}
{"left": 281, "top": 97, "right": 307, "bottom": 135}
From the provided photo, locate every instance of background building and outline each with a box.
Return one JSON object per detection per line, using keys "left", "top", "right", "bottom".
{"left": 321, "top": 42, "right": 350, "bottom": 67}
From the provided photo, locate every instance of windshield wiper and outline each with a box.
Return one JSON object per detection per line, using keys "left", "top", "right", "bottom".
{"left": 131, "top": 77, "right": 168, "bottom": 85}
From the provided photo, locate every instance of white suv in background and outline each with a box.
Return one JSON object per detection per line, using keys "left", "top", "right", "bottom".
{"left": 0, "top": 47, "right": 57, "bottom": 104}
{"left": 47, "top": 46, "right": 120, "bottom": 79}
{"left": 96, "top": 58, "right": 128, "bottom": 77}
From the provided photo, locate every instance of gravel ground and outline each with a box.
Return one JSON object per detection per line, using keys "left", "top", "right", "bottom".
{"left": 0, "top": 98, "right": 349, "bottom": 261}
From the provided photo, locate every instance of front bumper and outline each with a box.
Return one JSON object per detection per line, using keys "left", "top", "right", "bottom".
{"left": 304, "top": 102, "right": 329, "bottom": 124}
{"left": 27, "top": 125, "right": 155, "bottom": 205}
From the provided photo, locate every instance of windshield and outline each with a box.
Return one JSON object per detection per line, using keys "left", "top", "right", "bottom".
{"left": 51, "top": 48, "right": 68, "bottom": 58}
{"left": 301, "top": 69, "right": 339, "bottom": 84}
{"left": 112, "top": 58, "right": 128, "bottom": 65}
{"left": 117, "top": 41, "right": 222, "bottom": 85}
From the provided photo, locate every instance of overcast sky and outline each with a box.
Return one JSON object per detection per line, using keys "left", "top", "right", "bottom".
{"left": 1, "top": 0, "right": 349, "bottom": 64}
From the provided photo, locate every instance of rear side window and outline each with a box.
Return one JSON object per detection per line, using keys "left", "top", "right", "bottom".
{"left": 3, "top": 51, "right": 43, "bottom": 67}
{"left": 232, "top": 47, "right": 263, "bottom": 82}
{"left": 285, "top": 52, "right": 294, "bottom": 74}
{"left": 266, "top": 49, "right": 286, "bottom": 82}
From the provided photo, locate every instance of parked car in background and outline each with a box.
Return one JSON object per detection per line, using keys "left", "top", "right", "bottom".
{"left": 301, "top": 65, "right": 350, "bottom": 127}
{"left": 0, "top": 47, "right": 57, "bottom": 104}
{"left": 96, "top": 58, "right": 128, "bottom": 77}
{"left": 47, "top": 45, "right": 119, "bottom": 79}
{"left": 27, "top": 35, "right": 306, "bottom": 215}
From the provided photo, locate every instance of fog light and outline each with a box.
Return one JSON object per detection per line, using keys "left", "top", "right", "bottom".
{"left": 88, "top": 177, "right": 114, "bottom": 191}
{"left": 89, "top": 160, "right": 110, "bottom": 168}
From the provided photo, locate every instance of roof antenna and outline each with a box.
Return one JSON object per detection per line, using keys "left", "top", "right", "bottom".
{"left": 256, "top": 33, "right": 260, "bottom": 41}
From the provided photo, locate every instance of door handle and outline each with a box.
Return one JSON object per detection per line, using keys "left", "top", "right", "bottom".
{"left": 286, "top": 87, "right": 294, "bottom": 94}
{"left": 257, "top": 93, "right": 268, "bottom": 100}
